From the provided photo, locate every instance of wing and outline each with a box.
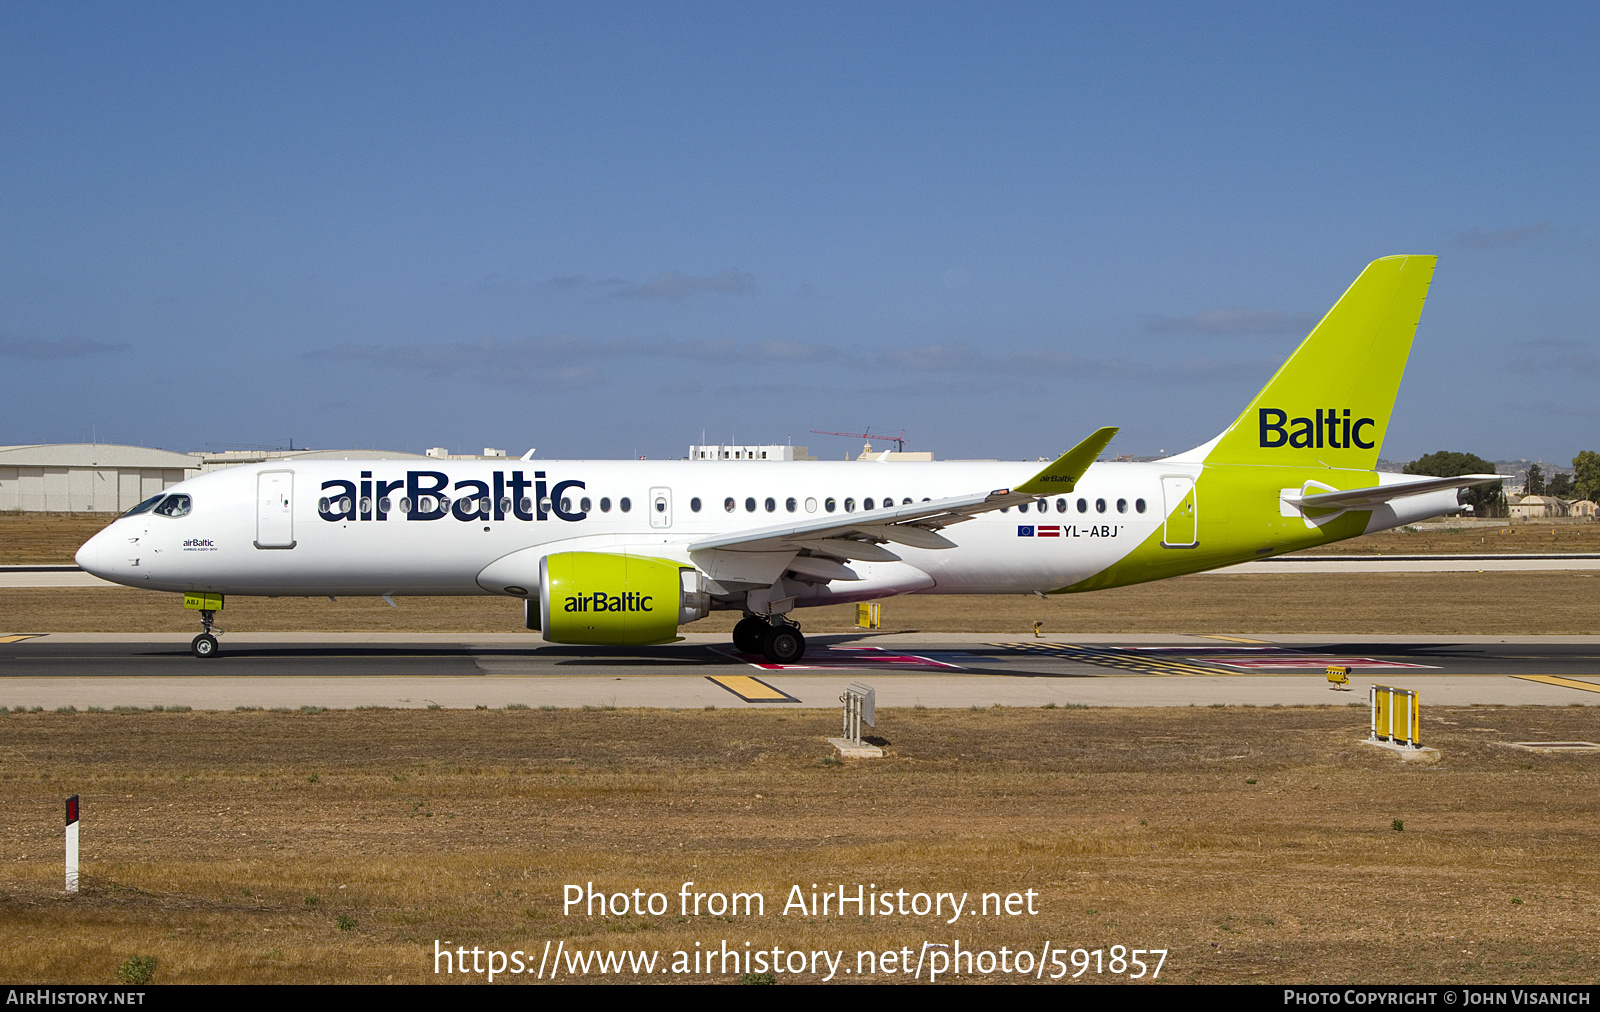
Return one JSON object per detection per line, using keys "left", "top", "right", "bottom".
{"left": 688, "top": 427, "right": 1121, "bottom": 567}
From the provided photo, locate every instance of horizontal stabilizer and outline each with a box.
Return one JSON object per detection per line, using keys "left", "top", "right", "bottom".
{"left": 1283, "top": 474, "right": 1505, "bottom": 510}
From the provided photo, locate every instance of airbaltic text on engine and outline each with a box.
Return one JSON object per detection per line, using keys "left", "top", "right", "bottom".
{"left": 564, "top": 592, "right": 653, "bottom": 614}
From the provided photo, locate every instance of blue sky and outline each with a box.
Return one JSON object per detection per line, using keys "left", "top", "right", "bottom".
{"left": 1, "top": 3, "right": 1594, "bottom": 463}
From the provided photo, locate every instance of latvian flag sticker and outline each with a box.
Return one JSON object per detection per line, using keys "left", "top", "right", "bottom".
{"left": 1036, "top": 526, "right": 1061, "bottom": 537}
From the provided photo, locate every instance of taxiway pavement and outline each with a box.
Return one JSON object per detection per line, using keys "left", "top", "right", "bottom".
{"left": 2, "top": 632, "right": 1598, "bottom": 710}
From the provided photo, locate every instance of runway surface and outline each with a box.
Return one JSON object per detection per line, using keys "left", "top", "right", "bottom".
{"left": 3, "top": 631, "right": 1599, "bottom": 710}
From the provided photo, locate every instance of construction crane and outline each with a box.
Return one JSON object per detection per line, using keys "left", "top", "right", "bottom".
{"left": 809, "top": 428, "right": 908, "bottom": 453}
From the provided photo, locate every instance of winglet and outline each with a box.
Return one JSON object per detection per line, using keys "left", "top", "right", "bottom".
{"left": 1016, "top": 426, "right": 1119, "bottom": 494}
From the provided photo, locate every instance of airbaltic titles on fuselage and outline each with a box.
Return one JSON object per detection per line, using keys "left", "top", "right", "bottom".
{"left": 318, "top": 469, "right": 590, "bottom": 523}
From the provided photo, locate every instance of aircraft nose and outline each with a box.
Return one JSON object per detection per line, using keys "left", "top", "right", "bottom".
{"left": 75, "top": 530, "right": 104, "bottom": 576}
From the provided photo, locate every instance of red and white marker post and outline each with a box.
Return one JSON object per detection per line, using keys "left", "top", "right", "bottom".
{"left": 65, "top": 795, "right": 79, "bottom": 893}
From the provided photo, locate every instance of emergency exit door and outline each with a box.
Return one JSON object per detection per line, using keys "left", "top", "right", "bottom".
{"left": 649, "top": 487, "right": 672, "bottom": 529}
{"left": 1161, "top": 475, "right": 1197, "bottom": 548}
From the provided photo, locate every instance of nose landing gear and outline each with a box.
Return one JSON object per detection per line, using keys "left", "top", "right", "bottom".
{"left": 192, "top": 609, "right": 219, "bottom": 659}
{"left": 731, "top": 613, "right": 806, "bottom": 664}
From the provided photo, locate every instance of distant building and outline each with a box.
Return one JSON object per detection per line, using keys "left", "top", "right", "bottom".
{"left": 689, "top": 444, "right": 816, "bottom": 461}
{"left": 1, "top": 442, "right": 508, "bottom": 511}
{"left": 1569, "top": 500, "right": 1597, "bottom": 519}
{"left": 0, "top": 443, "right": 199, "bottom": 512}
{"left": 1508, "top": 495, "right": 1570, "bottom": 519}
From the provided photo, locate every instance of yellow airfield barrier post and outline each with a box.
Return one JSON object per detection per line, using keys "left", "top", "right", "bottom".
{"left": 855, "top": 602, "right": 881, "bottom": 630}
{"left": 1368, "top": 684, "right": 1423, "bottom": 751}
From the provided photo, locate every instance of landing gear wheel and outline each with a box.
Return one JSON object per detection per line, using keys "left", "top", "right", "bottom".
{"left": 191, "top": 633, "right": 219, "bottom": 659}
{"left": 733, "top": 616, "right": 767, "bottom": 654}
{"left": 760, "top": 624, "right": 806, "bottom": 665}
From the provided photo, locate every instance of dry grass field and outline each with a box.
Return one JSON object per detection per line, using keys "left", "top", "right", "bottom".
{"left": 1, "top": 706, "right": 1597, "bottom": 984}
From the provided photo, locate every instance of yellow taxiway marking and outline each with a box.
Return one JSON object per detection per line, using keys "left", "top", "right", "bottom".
{"left": 0, "top": 634, "right": 40, "bottom": 643}
{"left": 1512, "top": 675, "right": 1600, "bottom": 695}
{"left": 706, "top": 675, "right": 800, "bottom": 703}
{"left": 1202, "top": 635, "right": 1269, "bottom": 644}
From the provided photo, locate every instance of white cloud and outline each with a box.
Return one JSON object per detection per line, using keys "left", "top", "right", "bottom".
{"left": 0, "top": 335, "right": 128, "bottom": 359}
{"left": 1453, "top": 222, "right": 1550, "bottom": 249}
{"left": 1145, "top": 307, "right": 1317, "bottom": 335}
{"left": 613, "top": 269, "right": 755, "bottom": 300}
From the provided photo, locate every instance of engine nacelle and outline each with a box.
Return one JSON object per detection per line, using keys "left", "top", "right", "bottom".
{"left": 538, "top": 552, "right": 709, "bottom": 645}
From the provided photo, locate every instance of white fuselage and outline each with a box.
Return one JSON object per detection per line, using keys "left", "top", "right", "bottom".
{"left": 75, "top": 458, "right": 1187, "bottom": 601}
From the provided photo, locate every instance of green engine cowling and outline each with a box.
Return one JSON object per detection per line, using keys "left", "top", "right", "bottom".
{"left": 538, "top": 552, "right": 709, "bottom": 645}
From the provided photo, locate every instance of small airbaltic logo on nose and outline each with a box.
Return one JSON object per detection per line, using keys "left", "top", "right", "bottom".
{"left": 1258, "top": 408, "right": 1376, "bottom": 450}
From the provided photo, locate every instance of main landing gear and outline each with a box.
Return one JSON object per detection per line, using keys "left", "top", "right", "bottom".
{"left": 192, "top": 609, "right": 219, "bottom": 659}
{"left": 732, "top": 614, "right": 807, "bottom": 664}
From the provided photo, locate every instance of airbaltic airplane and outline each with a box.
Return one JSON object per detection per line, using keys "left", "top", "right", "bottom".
{"left": 77, "top": 255, "right": 1498, "bottom": 661}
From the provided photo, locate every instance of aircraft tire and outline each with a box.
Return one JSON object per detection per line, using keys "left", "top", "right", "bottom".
{"left": 191, "top": 633, "right": 219, "bottom": 659}
{"left": 733, "top": 616, "right": 767, "bottom": 654}
{"left": 760, "top": 624, "right": 805, "bottom": 665}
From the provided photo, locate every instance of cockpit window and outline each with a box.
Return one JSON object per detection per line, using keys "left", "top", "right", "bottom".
{"left": 153, "top": 494, "right": 192, "bottom": 518}
{"left": 122, "top": 494, "right": 166, "bottom": 517}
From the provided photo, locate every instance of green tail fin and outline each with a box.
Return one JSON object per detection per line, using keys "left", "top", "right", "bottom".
{"left": 1203, "top": 255, "right": 1436, "bottom": 470}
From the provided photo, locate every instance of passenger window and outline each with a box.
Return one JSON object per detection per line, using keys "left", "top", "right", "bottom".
{"left": 764, "top": 497, "right": 776, "bottom": 512}
{"left": 725, "top": 497, "right": 736, "bottom": 513}
{"left": 690, "top": 497, "right": 702, "bottom": 512}
{"left": 499, "top": 497, "right": 512, "bottom": 514}
{"left": 359, "top": 497, "right": 372, "bottom": 514}
{"left": 1077, "top": 498, "right": 1088, "bottom": 513}
{"left": 560, "top": 497, "right": 572, "bottom": 513}
{"left": 1096, "top": 498, "right": 1107, "bottom": 513}
{"left": 619, "top": 497, "right": 631, "bottom": 512}
{"left": 1055, "top": 498, "right": 1066, "bottom": 513}
{"left": 1018, "top": 502, "right": 1029, "bottom": 513}
{"left": 786, "top": 497, "right": 797, "bottom": 512}
{"left": 580, "top": 497, "right": 592, "bottom": 513}
{"left": 825, "top": 497, "right": 836, "bottom": 513}
{"left": 745, "top": 497, "right": 757, "bottom": 512}
{"left": 844, "top": 497, "right": 856, "bottom": 512}
{"left": 1136, "top": 498, "right": 1147, "bottom": 513}
{"left": 864, "top": 498, "right": 875, "bottom": 511}
{"left": 379, "top": 498, "right": 392, "bottom": 514}
{"left": 400, "top": 497, "right": 413, "bottom": 513}
{"left": 655, "top": 497, "right": 666, "bottom": 513}
{"left": 903, "top": 498, "right": 913, "bottom": 506}
{"left": 805, "top": 497, "right": 818, "bottom": 513}
{"left": 518, "top": 497, "right": 532, "bottom": 513}
{"left": 599, "top": 497, "right": 611, "bottom": 513}
{"left": 1117, "top": 498, "right": 1128, "bottom": 513}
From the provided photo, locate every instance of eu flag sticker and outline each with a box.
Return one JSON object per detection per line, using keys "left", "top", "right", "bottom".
{"left": 1017, "top": 525, "right": 1035, "bottom": 537}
